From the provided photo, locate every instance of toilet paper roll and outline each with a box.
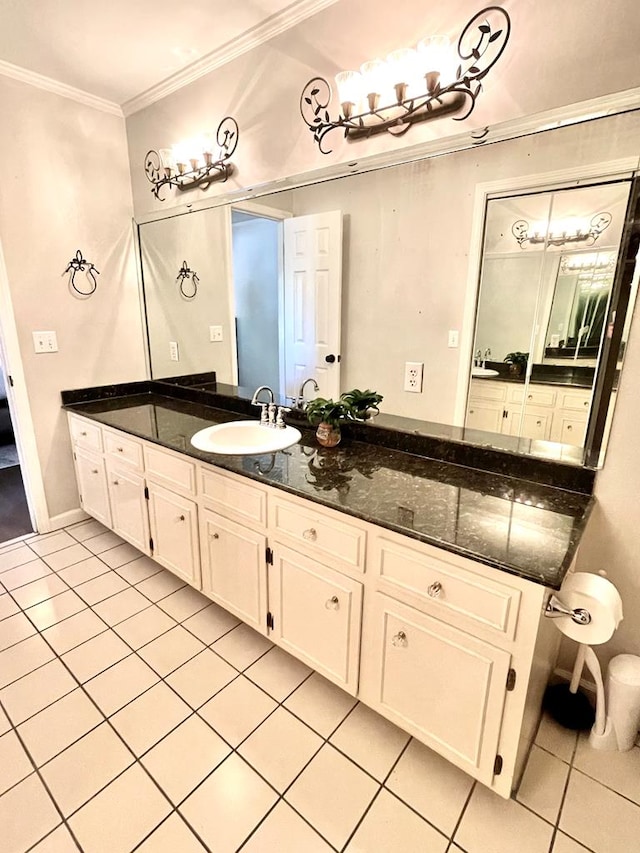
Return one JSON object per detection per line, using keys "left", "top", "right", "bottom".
{"left": 554, "top": 572, "right": 623, "bottom": 644}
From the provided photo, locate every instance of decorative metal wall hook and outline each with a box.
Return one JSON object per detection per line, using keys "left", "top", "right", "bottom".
{"left": 176, "top": 260, "right": 199, "bottom": 299}
{"left": 300, "top": 6, "right": 510, "bottom": 154}
{"left": 512, "top": 212, "right": 612, "bottom": 249}
{"left": 62, "top": 249, "right": 100, "bottom": 296}
{"left": 144, "top": 116, "right": 239, "bottom": 201}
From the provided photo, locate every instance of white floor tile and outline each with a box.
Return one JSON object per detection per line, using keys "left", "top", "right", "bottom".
{"left": 142, "top": 713, "right": 231, "bottom": 804}
{"left": 573, "top": 735, "right": 640, "bottom": 804}
{"left": 517, "top": 744, "right": 570, "bottom": 823}
{"left": 69, "top": 763, "right": 171, "bottom": 853}
{"left": 0, "top": 544, "right": 37, "bottom": 572}
{"left": 239, "top": 706, "right": 323, "bottom": 792}
{"left": 57, "top": 555, "right": 111, "bottom": 588}
{"left": 286, "top": 744, "right": 379, "bottom": 849}
{"left": 135, "top": 813, "right": 207, "bottom": 852}
{"left": 0, "top": 634, "right": 55, "bottom": 688}
{"left": 199, "top": 674, "right": 277, "bottom": 746}
{"left": 242, "top": 800, "right": 334, "bottom": 853}
{"left": 331, "top": 703, "right": 410, "bottom": 781}
{"left": 28, "top": 531, "right": 77, "bottom": 557}
{"left": 40, "top": 722, "right": 134, "bottom": 816}
{"left": 0, "top": 592, "right": 19, "bottom": 620}
{"left": 42, "top": 543, "right": 92, "bottom": 572}
{"left": 0, "top": 704, "right": 10, "bottom": 735}
{"left": 284, "top": 671, "right": 357, "bottom": 737}
{"left": 0, "top": 730, "right": 33, "bottom": 794}
{"left": 92, "top": 587, "right": 150, "bottom": 626}
{"left": 0, "top": 611, "right": 36, "bottom": 650}
{"left": 455, "top": 782, "right": 554, "bottom": 853}
{"left": 386, "top": 739, "right": 474, "bottom": 836}
{"left": 12, "top": 575, "right": 68, "bottom": 609}
{"left": 30, "top": 824, "right": 79, "bottom": 852}
{"left": 1, "top": 659, "right": 76, "bottom": 724}
{"left": 83, "top": 653, "right": 159, "bottom": 716}
{"left": 17, "top": 687, "right": 103, "bottom": 766}
{"left": 61, "top": 630, "right": 130, "bottom": 682}
{"left": 74, "top": 571, "right": 128, "bottom": 605}
{"left": 560, "top": 768, "right": 640, "bottom": 853}
{"left": 113, "top": 604, "right": 176, "bottom": 649}
{"left": 0, "top": 558, "right": 51, "bottom": 590}
{"left": 346, "top": 788, "right": 449, "bottom": 853}
{"left": 536, "top": 712, "right": 578, "bottom": 763}
{"left": 42, "top": 608, "right": 107, "bottom": 655}
{"left": 83, "top": 530, "right": 125, "bottom": 554}
{"left": 138, "top": 625, "right": 205, "bottom": 676}
{"left": 67, "top": 519, "right": 109, "bottom": 542}
{"left": 115, "top": 555, "right": 161, "bottom": 585}
{"left": 100, "top": 542, "right": 144, "bottom": 569}
{"left": 212, "top": 622, "right": 273, "bottom": 670}
{"left": 26, "top": 589, "right": 86, "bottom": 631}
{"left": 136, "top": 569, "right": 186, "bottom": 602}
{"left": 157, "top": 585, "right": 211, "bottom": 622}
{"left": 245, "top": 646, "right": 312, "bottom": 702}
{"left": 166, "top": 648, "right": 237, "bottom": 709}
{"left": 0, "top": 773, "right": 61, "bottom": 852}
{"left": 110, "top": 681, "right": 191, "bottom": 755}
{"left": 179, "top": 753, "right": 278, "bottom": 851}
{"left": 552, "top": 832, "right": 592, "bottom": 852}
{"left": 182, "top": 601, "right": 240, "bottom": 644}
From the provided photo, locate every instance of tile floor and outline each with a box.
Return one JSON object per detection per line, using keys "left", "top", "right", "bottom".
{"left": 1, "top": 522, "right": 639, "bottom": 852}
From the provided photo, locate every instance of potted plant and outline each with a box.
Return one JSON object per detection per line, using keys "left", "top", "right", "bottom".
{"left": 340, "top": 388, "right": 383, "bottom": 421}
{"left": 306, "top": 397, "right": 352, "bottom": 447}
{"left": 504, "top": 352, "right": 529, "bottom": 377}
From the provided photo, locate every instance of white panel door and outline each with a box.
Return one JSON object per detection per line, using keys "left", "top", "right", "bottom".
{"left": 283, "top": 211, "right": 343, "bottom": 399}
{"left": 147, "top": 483, "right": 201, "bottom": 587}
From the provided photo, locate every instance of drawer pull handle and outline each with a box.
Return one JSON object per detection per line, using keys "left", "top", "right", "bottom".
{"left": 211, "top": 532, "right": 219, "bottom": 540}
{"left": 392, "top": 630, "right": 408, "bottom": 648}
{"left": 303, "top": 527, "right": 318, "bottom": 542}
{"left": 325, "top": 595, "right": 340, "bottom": 610}
{"left": 91, "top": 469, "right": 98, "bottom": 474}
{"left": 177, "top": 515, "right": 185, "bottom": 522}
{"left": 428, "top": 581, "right": 443, "bottom": 598}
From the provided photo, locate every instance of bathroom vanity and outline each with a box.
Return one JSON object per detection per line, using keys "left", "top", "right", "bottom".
{"left": 63, "top": 382, "right": 594, "bottom": 799}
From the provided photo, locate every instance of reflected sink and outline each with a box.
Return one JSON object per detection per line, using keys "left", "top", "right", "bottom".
{"left": 190, "top": 420, "right": 302, "bottom": 455}
{"left": 471, "top": 367, "right": 500, "bottom": 378}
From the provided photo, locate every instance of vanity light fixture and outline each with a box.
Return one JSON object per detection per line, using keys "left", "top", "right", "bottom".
{"left": 144, "top": 116, "right": 239, "bottom": 201}
{"left": 560, "top": 252, "right": 616, "bottom": 273}
{"left": 299, "top": 6, "right": 510, "bottom": 154}
{"left": 512, "top": 213, "right": 612, "bottom": 249}
{"left": 62, "top": 249, "right": 100, "bottom": 297}
{"left": 176, "top": 260, "right": 199, "bottom": 299}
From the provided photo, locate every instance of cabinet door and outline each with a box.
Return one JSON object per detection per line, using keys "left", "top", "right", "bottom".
{"left": 200, "top": 508, "right": 267, "bottom": 634}
{"left": 504, "top": 408, "right": 552, "bottom": 441}
{"left": 75, "top": 450, "right": 111, "bottom": 528}
{"left": 270, "top": 545, "right": 362, "bottom": 695}
{"left": 148, "top": 484, "right": 201, "bottom": 587}
{"left": 106, "top": 465, "right": 150, "bottom": 554}
{"left": 550, "top": 413, "right": 587, "bottom": 446}
{"left": 368, "top": 593, "right": 510, "bottom": 785}
{"left": 466, "top": 402, "right": 504, "bottom": 433}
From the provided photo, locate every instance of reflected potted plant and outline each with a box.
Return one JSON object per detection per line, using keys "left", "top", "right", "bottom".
{"left": 340, "top": 388, "right": 384, "bottom": 421}
{"left": 306, "top": 397, "right": 352, "bottom": 447}
{"left": 504, "top": 352, "right": 529, "bottom": 377}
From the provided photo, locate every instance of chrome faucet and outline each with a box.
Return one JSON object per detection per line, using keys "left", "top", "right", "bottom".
{"left": 483, "top": 347, "right": 492, "bottom": 368}
{"left": 295, "top": 377, "right": 319, "bottom": 410}
{"left": 251, "top": 385, "right": 290, "bottom": 428}
{"left": 475, "top": 349, "right": 482, "bottom": 367}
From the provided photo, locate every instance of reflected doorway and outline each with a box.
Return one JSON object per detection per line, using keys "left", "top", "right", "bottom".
{"left": 0, "top": 355, "right": 32, "bottom": 544}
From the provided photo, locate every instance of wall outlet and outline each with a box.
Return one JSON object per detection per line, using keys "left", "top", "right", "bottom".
{"left": 448, "top": 330, "right": 459, "bottom": 348}
{"left": 404, "top": 361, "right": 423, "bottom": 393}
{"left": 169, "top": 341, "right": 179, "bottom": 361}
{"left": 32, "top": 331, "right": 58, "bottom": 353}
{"left": 209, "top": 325, "right": 223, "bottom": 342}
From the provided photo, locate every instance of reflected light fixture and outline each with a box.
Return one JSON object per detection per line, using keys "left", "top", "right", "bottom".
{"left": 560, "top": 252, "right": 616, "bottom": 273}
{"left": 144, "top": 116, "right": 239, "bottom": 201}
{"left": 299, "top": 6, "right": 510, "bottom": 154}
{"left": 176, "top": 261, "right": 199, "bottom": 299}
{"left": 512, "top": 213, "right": 612, "bottom": 249}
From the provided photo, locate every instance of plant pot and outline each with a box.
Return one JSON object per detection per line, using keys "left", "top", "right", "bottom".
{"left": 508, "top": 363, "right": 523, "bottom": 377}
{"left": 316, "top": 422, "right": 341, "bottom": 448}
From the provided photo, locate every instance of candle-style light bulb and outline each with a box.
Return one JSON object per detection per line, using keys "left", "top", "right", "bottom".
{"left": 417, "top": 35, "right": 452, "bottom": 94}
{"left": 335, "top": 70, "right": 362, "bottom": 119}
{"left": 360, "top": 59, "right": 386, "bottom": 111}
{"left": 386, "top": 48, "right": 418, "bottom": 103}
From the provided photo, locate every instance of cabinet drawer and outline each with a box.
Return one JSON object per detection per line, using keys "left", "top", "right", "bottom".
{"left": 103, "top": 430, "right": 143, "bottom": 471}
{"left": 558, "top": 390, "right": 591, "bottom": 412}
{"left": 552, "top": 415, "right": 587, "bottom": 447}
{"left": 509, "top": 386, "right": 556, "bottom": 408}
{"left": 469, "top": 380, "right": 507, "bottom": 402}
{"left": 269, "top": 495, "right": 365, "bottom": 574}
{"left": 373, "top": 534, "right": 521, "bottom": 641}
{"left": 69, "top": 414, "right": 102, "bottom": 453}
{"left": 144, "top": 445, "right": 196, "bottom": 495}
{"left": 200, "top": 465, "right": 267, "bottom": 528}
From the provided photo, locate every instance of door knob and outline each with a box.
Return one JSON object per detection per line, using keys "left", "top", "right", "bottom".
{"left": 325, "top": 354, "right": 336, "bottom": 363}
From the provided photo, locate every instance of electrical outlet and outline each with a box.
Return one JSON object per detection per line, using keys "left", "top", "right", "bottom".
{"left": 209, "top": 325, "right": 223, "bottom": 342}
{"left": 32, "top": 331, "right": 58, "bottom": 353}
{"left": 169, "top": 341, "right": 179, "bottom": 361}
{"left": 448, "top": 330, "right": 459, "bottom": 348}
{"left": 404, "top": 361, "right": 423, "bottom": 393}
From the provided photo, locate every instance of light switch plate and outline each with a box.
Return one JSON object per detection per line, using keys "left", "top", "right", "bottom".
{"left": 32, "top": 331, "right": 58, "bottom": 353}
{"left": 209, "top": 325, "right": 223, "bottom": 342}
{"left": 448, "top": 330, "right": 459, "bottom": 348}
{"left": 169, "top": 341, "right": 179, "bottom": 361}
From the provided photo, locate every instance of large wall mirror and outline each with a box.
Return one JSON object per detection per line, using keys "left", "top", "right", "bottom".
{"left": 137, "top": 115, "right": 640, "bottom": 469}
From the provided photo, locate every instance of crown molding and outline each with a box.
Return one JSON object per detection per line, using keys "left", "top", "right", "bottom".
{"left": 0, "top": 59, "right": 123, "bottom": 116}
{"left": 122, "top": 0, "right": 339, "bottom": 117}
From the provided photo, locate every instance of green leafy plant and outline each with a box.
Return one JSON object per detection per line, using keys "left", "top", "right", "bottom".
{"left": 503, "top": 352, "right": 529, "bottom": 367}
{"left": 340, "top": 388, "right": 383, "bottom": 420}
{"left": 306, "top": 397, "right": 352, "bottom": 428}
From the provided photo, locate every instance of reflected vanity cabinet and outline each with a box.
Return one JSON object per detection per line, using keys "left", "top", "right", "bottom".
{"left": 67, "top": 412, "right": 558, "bottom": 798}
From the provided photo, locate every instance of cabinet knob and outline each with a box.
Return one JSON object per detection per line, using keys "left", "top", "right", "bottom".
{"left": 584, "top": 401, "right": 588, "bottom": 407}
{"left": 91, "top": 469, "right": 98, "bottom": 474}
{"left": 325, "top": 595, "right": 340, "bottom": 610}
{"left": 112, "top": 480, "right": 119, "bottom": 486}
{"left": 469, "top": 409, "right": 474, "bottom": 414}
{"left": 392, "top": 630, "right": 408, "bottom": 647}
{"left": 536, "top": 420, "right": 542, "bottom": 426}
{"left": 428, "top": 580, "right": 442, "bottom": 598}
{"left": 80, "top": 431, "right": 87, "bottom": 436}
{"left": 303, "top": 527, "right": 318, "bottom": 542}
{"left": 567, "top": 425, "right": 573, "bottom": 431}
{"left": 211, "top": 532, "right": 219, "bottom": 540}
{"left": 117, "top": 447, "right": 124, "bottom": 453}
{"left": 177, "top": 515, "right": 185, "bottom": 522}
{"left": 527, "top": 394, "right": 533, "bottom": 400}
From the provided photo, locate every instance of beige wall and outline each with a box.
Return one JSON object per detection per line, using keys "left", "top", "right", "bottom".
{"left": 0, "top": 76, "right": 147, "bottom": 522}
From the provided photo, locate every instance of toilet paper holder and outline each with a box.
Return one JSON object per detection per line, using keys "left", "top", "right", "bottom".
{"left": 544, "top": 594, "right": 592, "bottom": 625}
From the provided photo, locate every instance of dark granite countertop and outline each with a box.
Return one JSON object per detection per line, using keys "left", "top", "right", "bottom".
{"left": 63, "top": 389, "right": 595, "bottom": 590}
{"left": 472, "top": 362, "right": 595, "bottom": 389}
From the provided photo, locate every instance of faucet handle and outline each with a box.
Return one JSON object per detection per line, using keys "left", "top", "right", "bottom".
{"left": 276, "top": 406, "right": 291, "bottom": 428}
{"left": 268, "top": 403, "right": 277, "bottom": 426}
{"left": 259, "top": 404, "right": 269, "bottom": 426}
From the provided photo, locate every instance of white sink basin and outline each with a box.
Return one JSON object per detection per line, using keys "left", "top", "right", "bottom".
{"left": 190, "top": 420, "right": 302, "bottom": 455}
{"left": 471, "top": 367, "right": 500, "bottom": 378}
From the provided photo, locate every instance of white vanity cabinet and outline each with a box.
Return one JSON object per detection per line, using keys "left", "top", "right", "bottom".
{"left": 73, "top": 449, "right": 112, "bottom": 528}
{"left": 106, "top": 464, "right": 150, "bottom": 554}
{"left": 147, "top": 484, "right": 200, "bottom": 586}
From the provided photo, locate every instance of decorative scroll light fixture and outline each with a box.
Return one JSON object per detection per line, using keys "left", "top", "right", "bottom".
{"left": 299, "top": 6, "right": 510, "bottom": 154}
{"left": 176, "top": 260, "right": 199, "bottom": 299}
{"left": 144, "top": 116, "right": 239, "bottom": 201}
{"left": 62, "top": 249, "right": 100, "bottom": 297}
{"left": 512, "top": 213, "right": 612, "bottom": 249}
{"left": 560, "top": 252, "right": 616, "bottom": 273}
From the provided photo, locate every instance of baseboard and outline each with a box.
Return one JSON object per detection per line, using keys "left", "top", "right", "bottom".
{"left": 554, "top": 665, "right": 597, "bottom": 697}
{"left": 48, "top": 508, "right": 89, "bottom": 531}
